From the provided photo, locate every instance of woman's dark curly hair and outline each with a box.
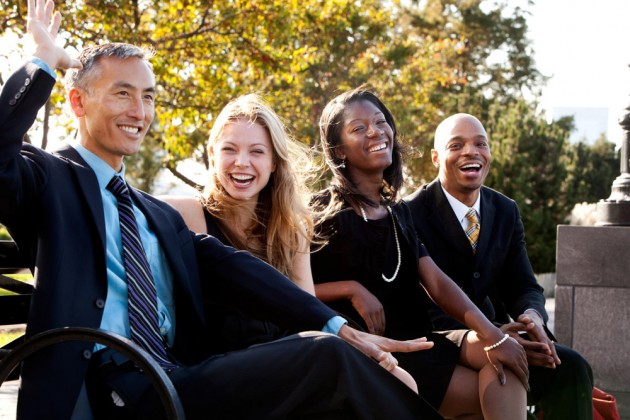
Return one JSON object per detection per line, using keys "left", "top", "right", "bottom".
{"left": 318, "top": 85, "right": 403, "bottom": 210}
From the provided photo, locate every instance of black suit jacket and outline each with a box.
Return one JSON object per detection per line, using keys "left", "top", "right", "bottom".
{"left": 404, "top": 179, "right": 547, "bottom": 330}
{"left": 0, "top": 62, "right": 336, "bottom": 419}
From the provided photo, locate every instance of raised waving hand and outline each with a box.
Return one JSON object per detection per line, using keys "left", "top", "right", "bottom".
{"left": 27, "top": 0, "right": 82, "bottom": 70}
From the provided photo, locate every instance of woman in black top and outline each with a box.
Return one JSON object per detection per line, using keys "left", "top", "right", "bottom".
{"left": 311, "top": 86, "right": 528, "bottom": 418}
{"left": 162, "top": 93, "right": 315, "bottom": 353}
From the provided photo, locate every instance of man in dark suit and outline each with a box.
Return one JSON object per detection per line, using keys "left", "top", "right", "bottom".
{"left": 404, "top": 113, "right": 593, "bottom": 419}
{"left": 0, "top": 1, "right": 441, "bottom": 418}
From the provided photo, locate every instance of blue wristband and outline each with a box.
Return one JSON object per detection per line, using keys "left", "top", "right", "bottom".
{"left": 322, "top": 315, "right": 348, "bottom": 335}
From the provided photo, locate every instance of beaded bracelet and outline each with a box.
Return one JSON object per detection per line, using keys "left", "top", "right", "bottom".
{"left": 483, "top": 334, "right": 510, "bottom": 351}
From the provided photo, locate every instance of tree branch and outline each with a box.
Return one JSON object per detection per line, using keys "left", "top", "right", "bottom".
{"left": 165, "top": 162, "right": 204, "bottom": 191}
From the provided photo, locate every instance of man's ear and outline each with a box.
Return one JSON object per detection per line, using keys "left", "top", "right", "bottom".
{"left": 68, "top": 87, "right": 86, "bottom": 117}
{"left": 431, "top": 149, "right": 439, "bottom": 168}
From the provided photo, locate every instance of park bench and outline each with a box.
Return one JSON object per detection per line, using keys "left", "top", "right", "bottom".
{"left": 0, "top": 239, "right": 186, "bottom": 419}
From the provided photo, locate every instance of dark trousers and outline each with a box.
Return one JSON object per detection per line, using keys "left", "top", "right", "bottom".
{"left": 528, "top": 343, "right": 594, "bottom": 420}
{"left": 86, "top": 332, "right": 442, "bottom": 419}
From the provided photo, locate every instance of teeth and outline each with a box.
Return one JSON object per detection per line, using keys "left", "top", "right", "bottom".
{"left": 369, "top": 143, "right": 387, "bottom": 152}
{"left": 462, "top": 163, "right": 481, "bottom": 169}
{"left": 231, "top": 174, "right": 254, "bottom": 182}
{"left": 120, "top": 125, "right": 140, "bottom": 134}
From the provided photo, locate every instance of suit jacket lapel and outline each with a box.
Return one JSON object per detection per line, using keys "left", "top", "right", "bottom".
{"left": 130, "top": 189, "right": 204, "bottom": 321}
{"left": 54, "top": 145, "right": 106, "bottom": 252}
{"left": 477, "top": 187, "right": 495, "bottom": 258}
{"left": 427, "top": 180, "right": 473, "bottom": 257}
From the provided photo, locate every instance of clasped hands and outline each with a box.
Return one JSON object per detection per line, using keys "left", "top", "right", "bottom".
{"left": 500, "top": 310, "right": 561, "bottom": 369}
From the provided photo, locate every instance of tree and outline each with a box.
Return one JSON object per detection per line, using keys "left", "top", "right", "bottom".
{"left": 566, "top": 134, "right": 619, "bottom": 206}
{"left": 3, "top": 0, "right": 443, "bottom": 190}
{"left": 1, "top": 0, "right": 540, "bottom": 192}
{"left": 484, "top": 99, "right": 573, "bottom": 273}
{"left": 405, "top": 0, "right": 542, "bottom": 100}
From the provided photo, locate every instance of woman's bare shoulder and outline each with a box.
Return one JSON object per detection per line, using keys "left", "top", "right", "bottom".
{"left": 158, "top": 195, "right": 207, "bottom": 233}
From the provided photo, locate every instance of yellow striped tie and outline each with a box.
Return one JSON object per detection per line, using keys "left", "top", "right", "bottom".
{"left": 465, "top": 208, "right": 480, "bottom": 253}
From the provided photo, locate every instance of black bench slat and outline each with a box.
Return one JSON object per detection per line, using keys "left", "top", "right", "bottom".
{"left": 0, "top": 294, "right": 30, "bottom": 325}
{"left": 0, "top": 238, "right": 30, "bottom": 380}
{"left": 0, "top": 240, "right": 33, "bottom": 325}
{"left": 0, "top": 240, "right": 26, "bottom": 267}
{"left": 0, "top": 274, "right": 34, "bottom": 295}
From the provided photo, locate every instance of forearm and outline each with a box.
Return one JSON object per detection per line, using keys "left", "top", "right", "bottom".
{"left": 0, "top": 65, "right": 56, "bottom": 223}
{"left": 315, "top": 280, "right": 359, "bottom": 303}
{"left": 195, "top": 234, "right": 336, "bottom": 331}
{"left": 419, "top": 256, "right": 504, "bottom": 344}
{"left": 441, "top": 286, "right": 504, "bottom": 344}
{"left": 0, "top": 64, "right": 55, "bottom": 150}
{"left": 503, "top": 207, "right": 547, "bottom": 322}
{"left": 510, "top": 290, "right": 548, "bottom": 323}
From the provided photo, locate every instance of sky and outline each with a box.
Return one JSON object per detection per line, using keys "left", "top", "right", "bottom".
{"left": 527, "top": 0, "right": 630, "bottom": 145}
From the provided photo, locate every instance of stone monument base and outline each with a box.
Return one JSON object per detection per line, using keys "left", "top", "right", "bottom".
{"left": 596, "top": 200, "right": 630, "bottom": 226}
{"left": 556, "top": 225, "right": 630, "bottom": 417}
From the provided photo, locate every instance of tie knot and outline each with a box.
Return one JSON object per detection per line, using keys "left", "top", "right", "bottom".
{"left": 106, "top": 175, "right": 129, "bottom": 198}
{"left": 465, "top": 208, "right": 478, "bottom": 224}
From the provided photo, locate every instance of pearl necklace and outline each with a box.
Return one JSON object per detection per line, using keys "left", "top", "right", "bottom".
{"left": 359, "top": 204, "right": 401, "bottom": 282}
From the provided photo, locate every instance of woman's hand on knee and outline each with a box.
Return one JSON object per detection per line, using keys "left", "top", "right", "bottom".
{"left": 485, "top": 336, "right": 529, "bottom": 390}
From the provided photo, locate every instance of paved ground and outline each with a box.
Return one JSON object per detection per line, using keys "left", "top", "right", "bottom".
{"left": 0, "top": 298, "right": 567, "bottom": 419}
{"left": 0, "top": 382, "right": 17, "bottom": 420}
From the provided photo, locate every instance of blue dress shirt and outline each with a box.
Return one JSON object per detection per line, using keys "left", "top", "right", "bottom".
{"left": 74, "top": 145, "right": 176, "bottom": 348}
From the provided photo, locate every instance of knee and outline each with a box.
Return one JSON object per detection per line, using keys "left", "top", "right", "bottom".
{"left": 554, "top": 345, "right": 593, "bottom": 386}
{"left": 556, "top": 346, "right": 592, "bottom": 374}
{"left": 294, "top": 333, "right": 376, "bottom": 379}
{"left": 304, "top": 333, "right": 352, "bottom": 356}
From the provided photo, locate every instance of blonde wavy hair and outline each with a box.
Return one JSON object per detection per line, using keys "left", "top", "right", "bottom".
{"left": 202, "top": 93, "right": 316, "bottom": 279}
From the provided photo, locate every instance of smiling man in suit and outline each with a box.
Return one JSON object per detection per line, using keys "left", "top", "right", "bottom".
{"left": 0, "top": 1, "right": 441, "bottom": 419}
{"left": 404, "top": 113, "right": 594, "bottom": 419}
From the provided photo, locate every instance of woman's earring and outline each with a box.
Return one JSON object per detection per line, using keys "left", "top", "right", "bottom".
{"left": 339, "top": 159, "right": 346, "bottom": 169}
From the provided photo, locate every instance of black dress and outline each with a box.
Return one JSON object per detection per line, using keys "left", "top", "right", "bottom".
{"left": 311, "top": 191, "right": 460, "bottom": 409}
{"left": 202, "top": 208, "right": 289, "bottom": 354}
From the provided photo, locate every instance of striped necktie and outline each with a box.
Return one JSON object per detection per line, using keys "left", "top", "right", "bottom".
{"left": 465, "top": 208, "right": 480, "bottom": 254}
{"left": 107, "top": 176, "right": 176, "bottom": 370}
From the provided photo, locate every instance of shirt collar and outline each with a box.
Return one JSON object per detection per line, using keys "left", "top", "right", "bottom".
{"left": 73, "top": 143, "right": 126, "bottom": 190}
{"left": 440, "top": 183, "right": 481, "bottom": 225}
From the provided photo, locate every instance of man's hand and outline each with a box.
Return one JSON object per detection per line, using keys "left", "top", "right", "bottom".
{"left": 514, "top": 310, "right": 561, "bottom": 368}
{"left": 27, "top": 0, "right": 82, "bottom": 70}
{"left": 337, "top": 324, "right": 433, "bottom": 370}
{"left": 348, "top": 282, "right": 386, "bottom": 335}
{"left": 501, "top": 321, "right": 553, "bottom": 367}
